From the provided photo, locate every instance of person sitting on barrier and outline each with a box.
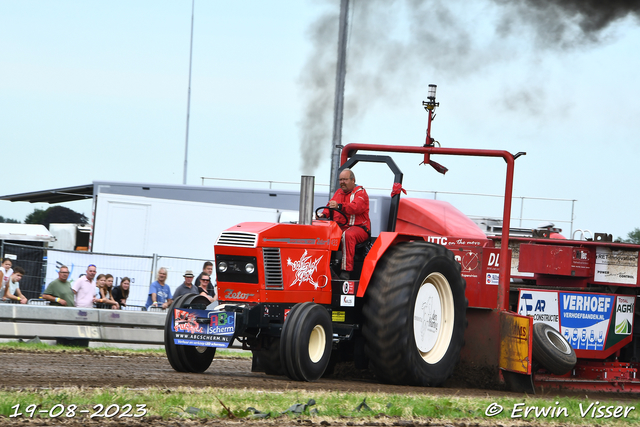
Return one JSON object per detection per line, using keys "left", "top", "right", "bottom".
{"left": 3, "top": 266, "right": 27, "bottom": 304}
{"left": 112, "top": 277, "right": 130, "bottom": 308}
{"left": 318, "top": 168, "right": 371, "bottom": 280}
{"left": 0, "top": 258, "right": 14, "bottom": 298}
{"left": 98, "top": 274, "right": 120, "bottom": 310}
{"left": 173, "top": 270, "right": 199, "bottom": 299}
{"left": 197, "top": 274, "right": 216, "bottom": 304}
{"left": 145, "top": 267, "right": 173, "bottom": 310}
{"left": 42, "top": 265, "right": 75, "bottom": 307}
{"left": 72, "top": 264, "right": 97, "bottom": 308}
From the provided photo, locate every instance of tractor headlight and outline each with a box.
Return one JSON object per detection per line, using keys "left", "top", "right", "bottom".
{"left": 218, "top": 262, "right": 228, "bottom": 273}
{"left": 245, "top": 263, "right": 255, "bottom": 274}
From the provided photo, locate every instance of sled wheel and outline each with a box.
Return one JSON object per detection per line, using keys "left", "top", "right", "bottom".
{"left": 362, "top": 241, "right": 467, "bottom": 386}
{"left": 532, "top": 322, "right": 576, "bottom": 375}
{"left": 280, "top": 302, "right": 333, "bottom": 381}
{"left": 165, "top": 294, "right": 216, "bottom": 373}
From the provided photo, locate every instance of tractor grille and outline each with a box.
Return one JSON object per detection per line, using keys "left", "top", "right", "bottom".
{"left": 216, "top": 231, "right": 258, "bottom": 248}
{"left": 262, "top": 247, "right": 283, "bottom": 290}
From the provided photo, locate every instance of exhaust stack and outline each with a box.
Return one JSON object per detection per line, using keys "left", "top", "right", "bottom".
{"left": 299, "top": 176, "right": 315, "bottom": 225}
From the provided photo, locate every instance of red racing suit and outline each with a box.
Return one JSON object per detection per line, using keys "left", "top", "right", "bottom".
{"left": 324, "top": 186, "right": 371, "bottom": 271}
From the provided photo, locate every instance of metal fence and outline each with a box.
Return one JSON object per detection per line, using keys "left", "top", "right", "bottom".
{"left": 1, "top": 242, "right": 212, "bottom": 308}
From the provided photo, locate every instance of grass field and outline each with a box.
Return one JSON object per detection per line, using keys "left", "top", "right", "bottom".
{"left": 2, "top": 341, "right": 639, "bottom": 426}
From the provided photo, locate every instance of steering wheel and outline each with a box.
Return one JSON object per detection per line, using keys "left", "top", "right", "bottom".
{"left": 314, "top": 206, "right": 348, "bottom": 227}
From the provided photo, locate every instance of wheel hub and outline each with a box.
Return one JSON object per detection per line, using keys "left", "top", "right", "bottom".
{"left": 308, "top": 325, "right": 326, "bottom": 363}
{"left": 413, "top": 272, "right": 455, "bottom": 364}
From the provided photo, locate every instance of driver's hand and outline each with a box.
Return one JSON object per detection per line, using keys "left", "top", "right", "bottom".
{"left": 316, "top": 212, "right": 324, "bottom": 218}
{"left": 328, "top": 200, "right": 338, "bottom": 209}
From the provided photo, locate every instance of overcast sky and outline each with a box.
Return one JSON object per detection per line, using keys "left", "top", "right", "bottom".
{"left": 2, "top": 0, "right": 640, "bottom": 240}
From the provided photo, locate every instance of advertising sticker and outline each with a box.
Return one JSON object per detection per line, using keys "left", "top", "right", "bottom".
{"left": 172, "top": 309, "right": 235, "bottom": 348}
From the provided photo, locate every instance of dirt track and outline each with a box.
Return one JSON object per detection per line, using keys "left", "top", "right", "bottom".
{"left": 3, "top": 350, "right": 510, "bottom": 397}
{"left": 1, "top": 350, "right": 635, "bottom": 426}
{"left": 4, "top": 350, "right": 632, "bottom": 399}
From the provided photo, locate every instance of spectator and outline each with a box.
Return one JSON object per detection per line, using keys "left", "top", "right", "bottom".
{"left": 98, "top": 274, "right": 119, "bottom": 309}
{"left": 0, "top": 258, "right": 13, "bottom": 298}
{"left": 145, "top": 267, "right": 173, "bottom": 309}
{"left": 173, "top": 270, "right": 199, "bottom": 298}
{"left": 197, "top": 273, "right": 216, "bottom": 304}
{"left": 72, "top": 264, "right": 97, "bottom": 308}
{"left": 195, "top": 261, "right": 215, "bottom": 297}
{"left": 112, "top": 277, "right": 130, "bottom": 308}
{"left": 3, "top": 266, "right": 27, "bottom": 304}
{"left": 42, "top": 265, "right": 74, "bottom": 307}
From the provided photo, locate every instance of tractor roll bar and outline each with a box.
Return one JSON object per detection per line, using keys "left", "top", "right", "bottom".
{"left": 341, "top": 143, "right": 525, "bottom": 312}
{"left": 337, "top": 154, "right": 403, "bottom": 233}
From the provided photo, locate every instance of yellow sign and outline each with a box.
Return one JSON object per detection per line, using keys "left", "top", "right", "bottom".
{"left": 332, "top": 311, "right": 345, "bottom": 322}
{"left": 499, "top": 312, "right": 532, "bottom": 374}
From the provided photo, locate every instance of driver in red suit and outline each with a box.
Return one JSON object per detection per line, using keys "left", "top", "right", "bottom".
{"left": 319, "top": 169, "right": 370, "bottom": 280}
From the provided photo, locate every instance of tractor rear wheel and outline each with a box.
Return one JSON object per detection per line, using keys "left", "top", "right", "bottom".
{"left": 280, "top": 302, "right": 333, "bottom": 381}
{"left": 164, "top": 294, "right": 216, "bottom": 373}
{"left": 532, "top": 322, "right": 576, "bottom": 375}
{"left": 362, "top": 241, "right": 467, "bottom": 386}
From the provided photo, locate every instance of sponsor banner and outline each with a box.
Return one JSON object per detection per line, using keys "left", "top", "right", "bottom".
{"left": 560, "top": 293, "right": 613, "bottom": 351}
{"left": 486, "top": 273, "right": 499, "bottom": 285}
{"left": 614, "top": 296, "right": 634, "bottom": 335}
{"left": 342, "top": 281, "right": 354, "bottom": 295}
{"left": 594, "top": 247, "right": 638, "bottom": 285}
{"left": 517, "top": 290, "right": 559, "bottom": 331}
{"left": 499, "top": 312, "right": 532, "bottom": 375}
{"left": 171, "top": 308, "right": 235, "bottom": 348}
{"left": 340, "top": 295, "right": 355, "bottom": 307}
{"left": 517, "top": 290, "right": 624, "bottom": 352}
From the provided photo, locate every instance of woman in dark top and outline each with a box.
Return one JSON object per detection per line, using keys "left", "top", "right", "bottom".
{"left": 112, "top": 277, "right": 130, "bottom": 308}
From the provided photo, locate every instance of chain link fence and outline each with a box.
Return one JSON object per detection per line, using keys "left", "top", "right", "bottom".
{"left": 1, "top": 242, "right": 212, "bottom": 308}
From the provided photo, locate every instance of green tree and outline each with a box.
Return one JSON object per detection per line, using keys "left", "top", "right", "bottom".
{"left": 0, "top": 215, "right": 20, "bottom": 223}
{"left": 615, "top": 227, "right": 640, "bottom": 244}
{"left": 24, "top": 206, "right": 88, "bottom": 229}
{"left": 24, "top": 208, "right": 48, "bottom": 225}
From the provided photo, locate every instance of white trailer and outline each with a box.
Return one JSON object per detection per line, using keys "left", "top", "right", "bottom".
{"left": 91, "top": 193, "right": 282, "bottom": 259}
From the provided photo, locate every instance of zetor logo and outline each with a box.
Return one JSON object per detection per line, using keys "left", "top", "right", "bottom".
{"left": 224, "top": 289, "right": 255, "bottom": 300}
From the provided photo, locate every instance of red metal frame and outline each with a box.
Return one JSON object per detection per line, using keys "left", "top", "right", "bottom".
{"left": 535, "top": 360, "right": 640, "bottom": 392}
{"left": 342, "top": 143, "right": 516, "bottom": 312}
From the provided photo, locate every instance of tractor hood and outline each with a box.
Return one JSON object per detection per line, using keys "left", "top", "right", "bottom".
{"left": 395, "top": 198, "right": 487, "bottom": 239}
{"left": 216, "top": 220, "right": 342, "bottom": 251}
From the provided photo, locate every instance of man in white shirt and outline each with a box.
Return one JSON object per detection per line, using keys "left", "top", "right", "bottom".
{"left": 72, "top": 264, "right": 98, "bottom": 308}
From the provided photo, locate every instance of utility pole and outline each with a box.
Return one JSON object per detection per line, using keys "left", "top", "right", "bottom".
{"left": 329, "top": 0, "right": 350, "bottom": 194}
{"left": 183, "top": 0, "right": 195, "bottom": 185}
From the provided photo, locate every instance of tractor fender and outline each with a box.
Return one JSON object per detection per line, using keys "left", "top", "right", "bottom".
{"left": 357, "top": 232, "right": 420, "bottom": 297}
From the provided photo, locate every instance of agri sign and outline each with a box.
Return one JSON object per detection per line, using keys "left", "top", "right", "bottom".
{"left": 517, "top": 290, "right": 635, "bottom": 354}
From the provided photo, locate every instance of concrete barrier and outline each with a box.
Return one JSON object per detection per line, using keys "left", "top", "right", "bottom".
{"left": 0, "top": 304, "right": 166, "bottom": 345}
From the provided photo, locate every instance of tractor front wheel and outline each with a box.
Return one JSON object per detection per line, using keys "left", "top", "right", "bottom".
{"left": 362, "top": 241, "right": 467, "bottom": 386}
{"left": 164, "top": 294, "right": 216, "bottom": 373}
{"left": 280, "top": 302, "right": 333, "bottom": 381}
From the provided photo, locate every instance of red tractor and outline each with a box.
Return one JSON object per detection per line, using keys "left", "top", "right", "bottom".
{"left": 165, "top": 87, "right": 639, "bottom": 393}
